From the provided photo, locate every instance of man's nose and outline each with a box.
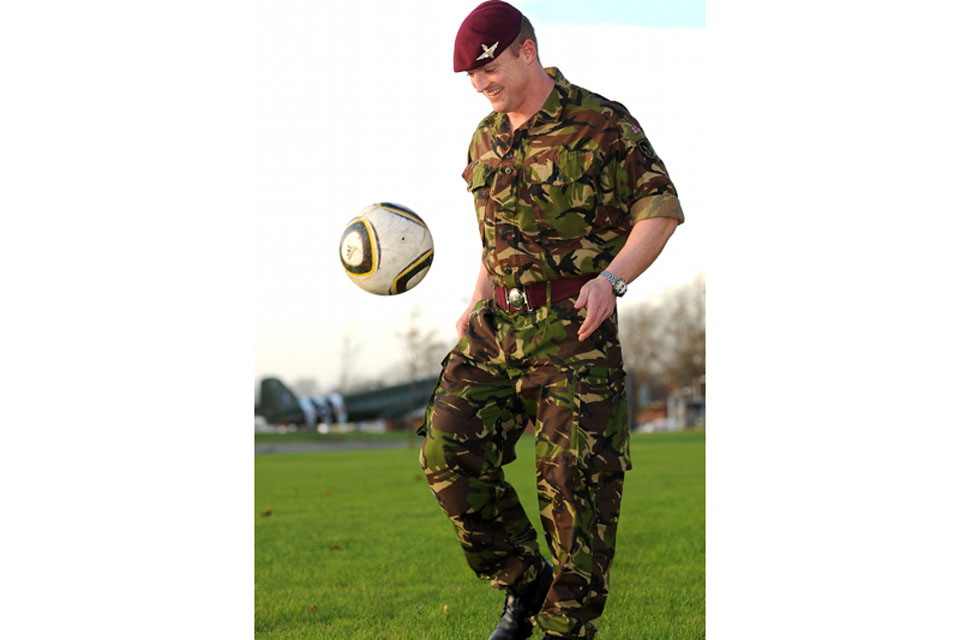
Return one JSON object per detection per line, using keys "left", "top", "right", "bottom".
{"left": 472, "top": 74, "right": 488, "bottom": 92}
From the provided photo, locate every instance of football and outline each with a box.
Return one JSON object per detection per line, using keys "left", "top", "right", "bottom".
{"left": 339, "top": 203, "right": 434, "bottom": 295}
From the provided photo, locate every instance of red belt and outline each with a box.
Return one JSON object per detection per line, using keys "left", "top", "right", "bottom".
{"left": 493, "top": 276, "right": 594, "bottom": 311}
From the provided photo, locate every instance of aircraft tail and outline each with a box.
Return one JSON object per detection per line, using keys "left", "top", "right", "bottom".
{"left": 257, "top": 377, "right": 305, "bottom": 425}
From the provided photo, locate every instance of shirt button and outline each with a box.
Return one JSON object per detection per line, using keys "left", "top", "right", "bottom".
{"left": 505, "top": 151, "right": 514, "bottom": 158}
{"left": 503, "top": 167, "right": 513, "bottom": 175}
{"left": 503, "top": 267, "right": 513, "bottom": 274}
{"left": 499, "top": 228, "right": 508, "bottom": 237}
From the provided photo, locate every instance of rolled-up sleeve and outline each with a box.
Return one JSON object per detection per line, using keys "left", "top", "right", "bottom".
{"left": 610, "top": 119, "right": 685, "bottom": 226}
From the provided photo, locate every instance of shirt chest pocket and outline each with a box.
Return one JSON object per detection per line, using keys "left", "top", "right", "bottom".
{"left": 522, "top": 150, "right": 598, "bottom": 239}
{"left": 463, "top": 160, "right": 499, "bottom": 212}
{"left": 463, "top": 160, "right": 498, "bottom": 239}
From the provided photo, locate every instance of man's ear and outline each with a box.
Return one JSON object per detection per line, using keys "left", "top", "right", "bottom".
{"left": 521, "top": 39, "right": 537, "bottom": 64}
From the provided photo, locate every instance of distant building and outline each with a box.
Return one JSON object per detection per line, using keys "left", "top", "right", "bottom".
{"left": 667, "top": 375, "right": 706, "bottom": 430}
{"left": 632, "top": 374, "right": 705, "bottom": 432}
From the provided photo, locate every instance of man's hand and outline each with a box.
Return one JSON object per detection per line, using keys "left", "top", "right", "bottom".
{"left": 574, "top": 276, "right": 616, "bottom": 341}
{"left": 458, "top": 261, "right": 494, "bottom": 339}
{"left": 572, "top": 218, "right": 678, "bottom": 341}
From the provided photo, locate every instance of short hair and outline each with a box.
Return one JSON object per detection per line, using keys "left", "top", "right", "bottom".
{"left": 508, "top": 15, "right": 539, "bottom": 61}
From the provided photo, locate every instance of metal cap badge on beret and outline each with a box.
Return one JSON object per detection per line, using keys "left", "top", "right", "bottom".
{"left": 453, "top": 0, "right": 523, "bottom": 73}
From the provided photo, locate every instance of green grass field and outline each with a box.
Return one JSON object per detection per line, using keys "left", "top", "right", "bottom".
{"left": 255, "top": 431, "right": 704, "bottom": 639}
{"left": 254, "top": 430, "right": 415, "bottom": 446}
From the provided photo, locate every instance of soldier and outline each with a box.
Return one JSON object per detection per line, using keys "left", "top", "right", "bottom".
{"left": 418, "top": 2, "right": 685, "bottom": 639}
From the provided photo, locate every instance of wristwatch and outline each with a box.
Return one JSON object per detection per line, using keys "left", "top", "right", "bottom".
{"left": 600, "top": 270, "right": 627, "bottom": 297}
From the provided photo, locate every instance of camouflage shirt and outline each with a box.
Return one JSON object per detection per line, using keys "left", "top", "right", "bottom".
{"left": 463, "top": 68, "right": 684, "bottom": 289}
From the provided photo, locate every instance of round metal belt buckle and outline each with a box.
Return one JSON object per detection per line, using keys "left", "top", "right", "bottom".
{"left": 507, "top": 287, "right": 526, "bottom": 309}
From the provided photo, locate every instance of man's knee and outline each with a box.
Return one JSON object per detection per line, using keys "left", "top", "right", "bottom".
{"left": 419, "top": 404, "right": 470, "bottom": 474}
{"left": 421, "top": 412, "right": 497, "bottom": 481}
{"left": 419, "top": 420, "right": 448, "bottom": 472}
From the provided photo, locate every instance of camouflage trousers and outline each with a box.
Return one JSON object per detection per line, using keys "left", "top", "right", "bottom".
{"left": 418, "top": 296, "right": 631, "bottom": 640}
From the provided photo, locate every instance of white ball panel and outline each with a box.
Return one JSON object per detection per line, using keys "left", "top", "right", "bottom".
{"left": 339, "top": 203, "right": 434, "bottom": 295}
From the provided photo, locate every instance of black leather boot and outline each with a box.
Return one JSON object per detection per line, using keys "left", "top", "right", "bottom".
{"left": 487, "top": 560, "right": 554, "bottom": 640}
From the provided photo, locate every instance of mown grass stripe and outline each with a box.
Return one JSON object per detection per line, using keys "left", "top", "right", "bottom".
{"left": 255, "top": 431, "right": 704, "bottom": 639}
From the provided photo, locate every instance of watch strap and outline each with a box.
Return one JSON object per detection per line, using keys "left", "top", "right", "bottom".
{"left": 600, "top": 270, "right": 627, "bottom": 297}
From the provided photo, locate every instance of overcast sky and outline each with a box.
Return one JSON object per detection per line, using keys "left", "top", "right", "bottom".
{"left": 255, "top": 0, "right": 707, "bottom": 390}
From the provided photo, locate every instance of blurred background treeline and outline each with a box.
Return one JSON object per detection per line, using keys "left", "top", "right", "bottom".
{"left": 255, "top": 274, "right": 705, "bottom": 434}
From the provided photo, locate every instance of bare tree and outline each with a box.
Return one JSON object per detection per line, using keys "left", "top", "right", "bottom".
{"left": 620, "top": 299, "right": 667, "bottom": 387}
{"left": 619, "top": 274, "right": 705, "bottom": 394}
{"left": 338, "top": 331, "right": 360, "bottom": 391}
{"left": 292, "top": 377, "right": 319, "bottom": 398}
{"left": 661, "top": 273, "right": 705, "bottom": 390}
{"left": 395, "top": 304, "right": 449, "bottom": 382}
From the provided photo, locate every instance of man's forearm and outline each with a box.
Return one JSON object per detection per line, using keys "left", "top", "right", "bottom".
{"left": 605, "top": 217, "right": 679, "bottom": 283}
{"left": 456, "top": 261, "right": 493, "bottom": 339}
{"left": 469, "top": 261, "right": 493, "bottom": 305}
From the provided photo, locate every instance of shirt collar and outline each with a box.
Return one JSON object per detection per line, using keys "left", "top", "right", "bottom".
{"left": 491, "top": 67, "right": 570, "bottom": 136}
{"left": 536, "top": 67, "right": 567, "bottom": 123}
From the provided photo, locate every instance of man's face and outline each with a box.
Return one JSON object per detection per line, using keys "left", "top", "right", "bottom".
{"left": 467, "top": 49, "right": 529, "bottom": 114}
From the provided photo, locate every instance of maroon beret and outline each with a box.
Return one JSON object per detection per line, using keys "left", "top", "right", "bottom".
{"left": 453, "top": 1, "right": 523, "bottom": 73}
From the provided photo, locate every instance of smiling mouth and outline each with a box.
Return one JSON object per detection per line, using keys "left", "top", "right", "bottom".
{"left": 485, "top": 87, "right": 503, "bottom": 98}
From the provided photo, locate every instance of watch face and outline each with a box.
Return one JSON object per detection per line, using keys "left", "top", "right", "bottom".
{"left": 602, "top": 271, "right": 626, "bottom": 296}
